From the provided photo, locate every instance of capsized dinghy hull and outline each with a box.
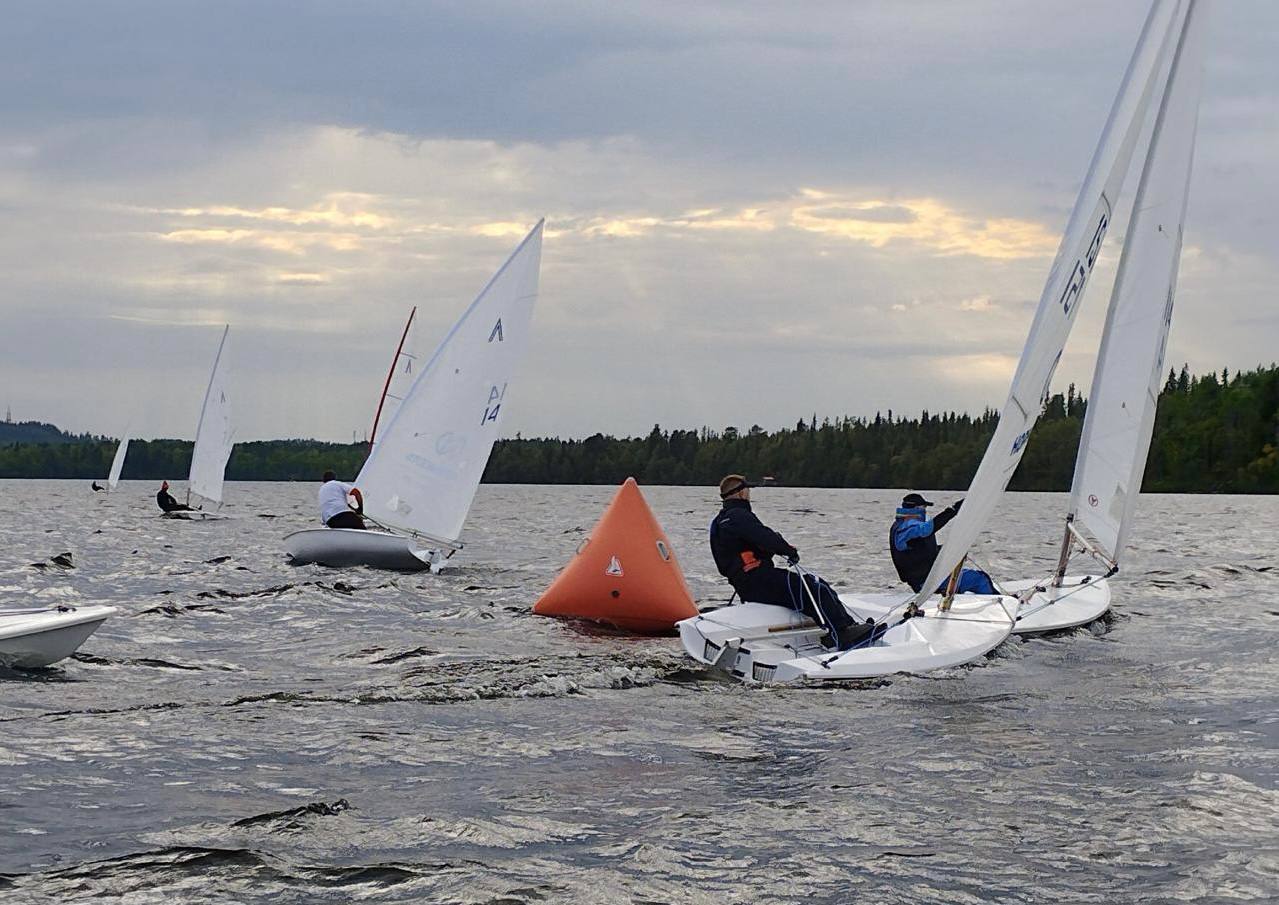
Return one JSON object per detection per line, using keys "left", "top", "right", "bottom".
{"left": 283, "top": 528, "right": 443, "bottom": 571}
{"left": 677, "top": 595, "right": 1014, "bottom": 683}
{"left": 0, "top": 605, "right": 117, "bottom": 668}
{"left": 1001, "top": 574, "right": 1112, "bottom": 634}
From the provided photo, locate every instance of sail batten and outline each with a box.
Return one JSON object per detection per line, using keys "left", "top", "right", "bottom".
{"left": 911, "top": 0, "right": 1189, "bottom": 607}
{"left": 1069, "top": 0, "right": 1207, "bottom": 564}
{"left": 188, "top": 325, "right": 234, "bottom": 505}
{"left": 356, "top": 221, "right": 544, "bottom": 545}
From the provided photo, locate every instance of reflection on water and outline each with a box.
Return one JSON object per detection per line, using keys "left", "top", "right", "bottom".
{"left": 1, "top": 480, "right": 1276, "bottom": 903}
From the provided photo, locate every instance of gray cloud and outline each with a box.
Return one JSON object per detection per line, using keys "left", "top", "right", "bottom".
{"left": 0, "top": 1, "right": 1274, "bottom": 444}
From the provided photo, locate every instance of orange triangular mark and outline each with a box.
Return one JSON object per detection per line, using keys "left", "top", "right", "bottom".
{"left": 533, "top": 477, "right": 698, "bottom": 634}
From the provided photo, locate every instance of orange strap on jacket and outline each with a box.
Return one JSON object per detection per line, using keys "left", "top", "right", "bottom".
{"left": 740, "top": 551, "right": 761, "bottom": 573}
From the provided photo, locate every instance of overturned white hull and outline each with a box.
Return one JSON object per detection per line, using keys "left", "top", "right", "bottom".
{"left": 0, "top": 605, "right": 117, "bottom": 668}
{"left": 1002, "top": 574, "right": 1113, "bottom": 634}
{"left": 677, "top": 594, "right": 1014, "bottom": 684}
{"left": 283, "top": 528, "right": 446, "bottom": 572}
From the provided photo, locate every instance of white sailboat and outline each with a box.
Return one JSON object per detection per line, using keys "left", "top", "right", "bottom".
{"left": 677, "top": 0, "right": 1188, "bottom": 683}
{"left": 164, "top": 324, "right": 234, "bottom": 518}
{"left": 284, "top": 220, "right": 545, "bottom": 571}
{"left": 103, "top": 429, "right": 131, "bottom": 491}
{"left": 1006, "top": 0, "right": 1207, "bottom": 634}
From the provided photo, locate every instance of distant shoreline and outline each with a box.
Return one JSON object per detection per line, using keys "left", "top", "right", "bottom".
{"left": 4, "top": 363, "right": 1276, "bottom": 493}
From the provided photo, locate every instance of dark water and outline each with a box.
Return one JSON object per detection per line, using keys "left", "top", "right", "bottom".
{"left": 1, "top": 480, "right": 1276, "bottom": 904}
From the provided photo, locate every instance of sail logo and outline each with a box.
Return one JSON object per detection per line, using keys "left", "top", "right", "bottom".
{"left": 605, "top": 556, "right": 624, "bottom": 577}
{"left": 1010, "top": 429, "right": 1031, "bottom": 455}
{"left": 1058, "top": 201, "right": 1110, "bottom": 317}
{"left": 488, "top": 319, "right": 504, "bottom": 343}
{"left": 1088, "top": 494, "right": 1100, "bottom": 508}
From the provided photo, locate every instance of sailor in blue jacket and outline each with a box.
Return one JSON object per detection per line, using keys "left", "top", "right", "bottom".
{"left": 711, "top": 474, "right": 876, "bottom": 650}
{"left": 890, "top": 492, "right": 996, "bottom": 594}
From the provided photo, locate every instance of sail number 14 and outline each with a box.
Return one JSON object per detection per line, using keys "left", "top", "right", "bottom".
{"left": 481, "top": 383, "right": 508, "bottom": 425}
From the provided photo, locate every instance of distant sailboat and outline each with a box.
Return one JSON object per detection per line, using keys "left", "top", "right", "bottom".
{"left": 107, "top": 430, "right": 131, "bottom": 490}
{"left": 677, "top": 0, "right": 1188, "bottom": 683}
{"left": 1005, "top": 0, "right": 1207, "bottom": 633}
{"left": 164, "top": 325, "right": 234, "bottom": 518}
{"left": 369, "top": 306, "right": 420, "bottom": 449}
{"left": 284, "top": 220, "right": 545, "bottom": 571}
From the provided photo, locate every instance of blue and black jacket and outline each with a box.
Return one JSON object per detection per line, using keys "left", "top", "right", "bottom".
{"left": 710, "top": 498, "right": 798, "bottom": 587}
{"left": 889, "top": 503, "right": 959, "bottom": 592}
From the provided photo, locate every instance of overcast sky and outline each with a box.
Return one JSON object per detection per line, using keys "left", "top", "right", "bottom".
{"left": 1, "top": 1, "right": 1274, "bottom": 442}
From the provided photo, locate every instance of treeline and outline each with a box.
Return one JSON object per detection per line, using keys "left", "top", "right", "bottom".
{"left": 2, "top": 365, "right": 1277, "bottom": 492}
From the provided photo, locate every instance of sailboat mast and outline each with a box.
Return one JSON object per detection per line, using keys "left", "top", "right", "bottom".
{"left": 369, "top": 307, "right": 417, "bottom": 448}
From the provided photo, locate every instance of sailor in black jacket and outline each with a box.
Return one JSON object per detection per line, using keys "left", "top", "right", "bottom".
{"left": 890, "top": 492, "right": 995, "bottom": 594}
{"left": 710, "top": 474, "right": 873, "bottom": 650}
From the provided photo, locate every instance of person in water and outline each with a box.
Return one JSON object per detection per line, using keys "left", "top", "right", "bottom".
{"left": 710, "top": 474, "right": 878, "bottom": 651}
{"left": 91, "top": 481, "right": 105, "bottom": 492}
{"left": 156, "top": 480, "right": 195, "bottom": 512}
{"left": 890, "top": 492, "right": 996, "bottom": 594}
{"left": 319, "top": 470, "right": 366, "bottom": 529}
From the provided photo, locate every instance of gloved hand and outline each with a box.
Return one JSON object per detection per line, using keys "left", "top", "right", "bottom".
{"left": 785, "top": 547, "right": 800, "bottom": 566}
{"left": 948, "top": 499, "right": 963, "bottom": 515}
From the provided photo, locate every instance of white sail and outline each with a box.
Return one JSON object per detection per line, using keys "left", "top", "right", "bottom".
{"left": 369, "top": 307, "right": 420, "bottom": 447}
{"left": 913, "top": 0, "right": 1188, "bottom": 605}
{"left": 188, "top": 325, "right": 234, "bottom": 505}
{"left": 356, "top": 221, "right": 544, "bottom": 545}
{"left": 107, "top": 432, "right": 131, "bottom": 490}
{"left": 1069, "top": 0, "right": 1207, "bottom": 564}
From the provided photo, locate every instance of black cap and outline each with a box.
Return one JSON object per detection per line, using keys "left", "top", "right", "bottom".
{"left": 901, "top": 492, "right": 933, "bottom": 508}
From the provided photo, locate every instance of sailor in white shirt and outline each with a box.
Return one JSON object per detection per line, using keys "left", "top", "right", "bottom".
{"left": 319, "top": 470, "right": 366, "bottom": 529}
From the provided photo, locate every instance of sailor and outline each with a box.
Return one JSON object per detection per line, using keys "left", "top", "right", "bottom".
{"left": 890, "top": 492, "right": 996, "bottom": 594}
{"left": 91, "top": 481, "right": 105, "bottom": 492}
{"left": 156, "top": 480, "right": 195, "bottom": 512}
{"left": 319, "top": 470, "right": 366, "bottom": 529}
{"left": 710, "top": 474, "right": 876, "bottom": 651}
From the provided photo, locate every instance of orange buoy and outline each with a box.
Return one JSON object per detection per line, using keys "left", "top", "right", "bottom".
{"left": 533, "top": 477, "right": 699, "bottom": 634}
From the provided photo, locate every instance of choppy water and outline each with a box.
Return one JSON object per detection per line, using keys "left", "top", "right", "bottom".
{"left": 0, "top": 480, "right": 1276, "bottom": 904}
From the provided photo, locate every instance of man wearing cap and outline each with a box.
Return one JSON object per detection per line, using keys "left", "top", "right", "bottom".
{"left": 890, "top": 492, "right": 996, "bottom": 594}
{"left": 155, "top": 480, "right": 195, "bottom": 513}
{"left": 318, "top": 470, "right": 366, "bottom": 529}
{"left": 710, "top": 474, "right": 874, "bottom": 651}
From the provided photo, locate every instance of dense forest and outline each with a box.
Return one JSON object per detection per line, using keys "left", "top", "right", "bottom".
{"left": 2, "top": 364, "right": 1277, "bottom": 492}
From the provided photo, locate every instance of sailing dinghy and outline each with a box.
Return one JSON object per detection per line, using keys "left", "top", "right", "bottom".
{"left": 677, "top": 0, "right": 1188, "bottom": 683}
{"left": 1007, "top": 0, "right": 1207, "bottom": 634}
{"left": 107, "top": 430, "right": 131, "bottom": 491}
{"left": 284, "top": 220, "right": 545, "bottom": 572}
{"left": 0, "top": 605, "right": 117, "bottom": 669}
{"left": 165, "top": 324, "right": 235, "bottom": 519}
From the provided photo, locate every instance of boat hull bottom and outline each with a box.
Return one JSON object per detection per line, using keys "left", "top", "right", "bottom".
{"left": 283, "top": 528, "right": 446, "bottom": 572}
{"left": 0, "top": 605, "right": 117, "bottom": 668}
{"left": 677, "top": 594, "right": 1015, "bottom": 684}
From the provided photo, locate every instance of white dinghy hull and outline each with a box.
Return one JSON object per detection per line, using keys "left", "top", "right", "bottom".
{"left": 1002, "top": 575, "right": 1113, "bottom": 634}
{"left": 0, "top": 605, "right": 117, "bottom": 668}
{"left": 677, "top": 595, "right": 1014, "bottom": 684}
{"left": 283, "top": 528, "right": 445, "bottom": 572}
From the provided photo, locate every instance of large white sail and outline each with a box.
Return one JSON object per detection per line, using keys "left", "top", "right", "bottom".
{"left": 1069, "top": 0, "right": 1207, "bottom": 564}
{"left": 188, "top": 325, "right": 234, "bottom": 505}
{"left": 107, "top": 432, "right": 131, "bottom": 490}
{"left": 369, "top": 306, "right": 420, "bottom": 447}
{"left": 913, "top": 0, "right": 1188, "bottom": 605}
{"left": 357, "top": 220, "right": 544, "bottom": 545}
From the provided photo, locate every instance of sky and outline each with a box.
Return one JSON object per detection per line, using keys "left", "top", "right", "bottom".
{"left": 1, "top": 0, "right": 1274, "bottom": 442}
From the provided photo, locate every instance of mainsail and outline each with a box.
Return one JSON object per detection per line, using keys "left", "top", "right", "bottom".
{"left": 107, "top": 432, "right": 131, "bottom": 490}
{"left": 1068, "top": 0, "right": 1207, "bottom": 566}
{"left": 913, "top": 0, "right": 1189, "bottom": 606}
{"left": 188, "top": 325, "right": 234, "bottom": 505}
{"left": 369, "top": 306, "right": 419, "bottom": 447}
{"left": 356, "top": 220, "right": 544, "bottom": 545}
